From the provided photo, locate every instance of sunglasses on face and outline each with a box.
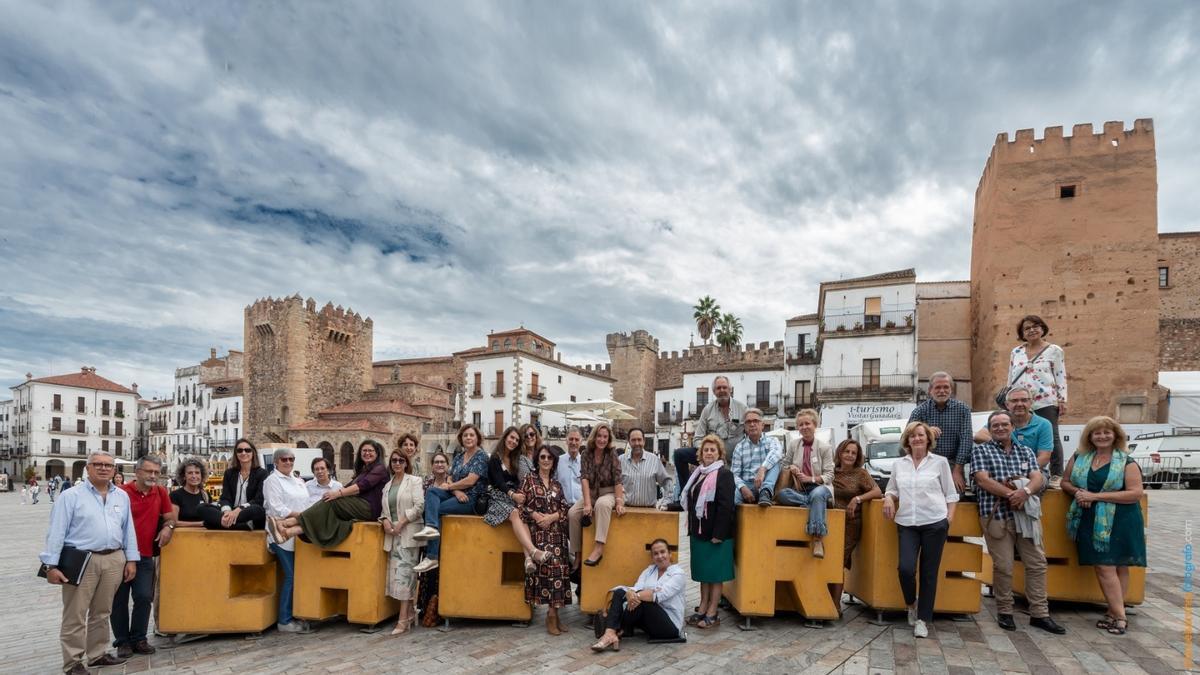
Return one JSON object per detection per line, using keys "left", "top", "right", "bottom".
{"left": 525, "top": 432, "right": 537, "bottom": 438}
{"left": 391, "top": 458, "right": 407, "bottom": 464}
{"left": 277, "top": 457, "right": 295, "bottom": 463}
{"left": 236, "top": 448, "right": 253, "bottom": 454}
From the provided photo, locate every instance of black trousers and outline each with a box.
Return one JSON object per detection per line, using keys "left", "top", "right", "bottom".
{"left": 897, "top": 519, "right": 949, "bottom": 623}
{"left": 605, "top": 588, "right": 679, "bottom": 640}
{"left": 1034, "top": 406, "right": 1064, "bottom": 476}
{"left": 671, "top": 447, "right": 698, "bottom": 499}
{"left": 200, "top": 503, "right": 266, "bottom": 531}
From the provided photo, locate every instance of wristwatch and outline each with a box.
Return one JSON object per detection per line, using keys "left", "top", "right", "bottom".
{"left": 166, "top": 523, "right": 176, "bottom": 530}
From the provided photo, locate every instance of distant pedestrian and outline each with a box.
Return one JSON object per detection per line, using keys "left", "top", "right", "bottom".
{"left": 40, "top": 451, "right": 139, "bottom": 673}
{"left": 20, "top": 485, "right": 28, "bottom": 505}
{"left": 31, "top": 479, "right": 41, "bottom": 504}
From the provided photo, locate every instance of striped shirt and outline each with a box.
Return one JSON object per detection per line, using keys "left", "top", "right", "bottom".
{"left": 619, "top": 451, "right": 672, "bottom": 507}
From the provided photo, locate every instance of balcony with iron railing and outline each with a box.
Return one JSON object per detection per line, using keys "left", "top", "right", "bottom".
{"left": 527, "top": 385, "right": 547, "bottom": 402}
{"left": 785, "top": 346, "right": 819, "bottom": 365}
{"left": 492, "top": 385, "right": 506, "bottom": 398}
{"left": 814, "top": 373, "right": 916, "bottom": 402}
{"left": 657, "top": 410, "right": 683, "bottom": 426}
{"left": 822, "top": 308, "right": 915, "bottom": 335}
{"left": 782, "top": 393, "right": 819, "bottom": 417}
{"left": 744, "top": 393, "right": 783, "bottom": 414}
{"left": 469, "top": 388, "right": 483, "bottom": 399}
{"left": 149, "top": 421, "right": 168, "bottom": 433}
{"left": 421, "top": 421, "right": 461, "bottom": 434}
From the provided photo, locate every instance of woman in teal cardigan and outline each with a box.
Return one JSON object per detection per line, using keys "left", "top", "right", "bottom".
{"left": 1061, "top": 416, "right": 1145, "bottom": 636}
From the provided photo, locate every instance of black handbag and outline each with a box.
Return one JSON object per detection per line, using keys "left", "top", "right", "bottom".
{"left": 473, "top": 490, "right": 490, "bottom": 515}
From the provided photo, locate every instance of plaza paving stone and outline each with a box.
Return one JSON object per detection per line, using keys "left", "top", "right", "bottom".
{"left": 4, "top": 489, "right": 1199, "bottom": 673}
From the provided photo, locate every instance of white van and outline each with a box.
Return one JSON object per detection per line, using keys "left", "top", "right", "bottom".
{"left": 257, "top": 446, "right": 328, "bottom": 481}
{"left": 1128, "top": 428, "right": 1200, "bottom": 489}
{"left": 853, "top": 420, "right": 907, "bottom": 491}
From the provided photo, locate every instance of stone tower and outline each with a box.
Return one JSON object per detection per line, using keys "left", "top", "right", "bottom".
{"left": 244, "top": 295, "right": 374, "bottom": 443}
{"left": 970, "top": 119, "right": 1160, "bottom": 423}
{"left": 606, "top": 330, "right": 660, "bottom": 432}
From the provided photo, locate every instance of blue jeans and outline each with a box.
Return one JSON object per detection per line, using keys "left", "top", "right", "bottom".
{"left": 111, "top": 557, "right": 156, "bottom": 646}
{"left": 733, "top": 464, "right": 782, "bottom": 504}
{"left": 422, "top": 487, "right": 477, "bottom": 559}
{"left": 777, "top": 484, "right": 832, "bottom": 536}
{"left": 270, "top": 544, "right": 295, "bottom": 625}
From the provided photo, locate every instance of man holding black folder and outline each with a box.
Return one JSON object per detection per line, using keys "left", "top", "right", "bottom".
{"left": 40, "top": 450, "right": 139, "bottom": 675}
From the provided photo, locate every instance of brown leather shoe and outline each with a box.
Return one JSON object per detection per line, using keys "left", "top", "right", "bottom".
{"left": 88, "top": 653, "right": 128, "bottom": 667}
{"left": 115, "top": 644, "right": 133, "bottom": 659}
{"left": 554, "top": 614, "right": 570, "bottom": 633}
{"left": 546, "top": 614, "right": 562, "bottom": 635}
{"left": 66, "top": 663, "right": 90, "bottom": 675}
{"left": 132, "top": 640, "right": 156, "bottom": 655}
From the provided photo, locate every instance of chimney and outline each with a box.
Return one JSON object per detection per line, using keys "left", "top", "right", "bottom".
{"left": 131, "top": 383, "right": 139, "bottom": 393}
{"left": 81, "top": 366, "right": 89, "bottom": 374}
{"left": 210, "top": 348, "right": 217, "bottom": 359}
{"left": 25, "top": 372, "right": 32, "bottom": 381}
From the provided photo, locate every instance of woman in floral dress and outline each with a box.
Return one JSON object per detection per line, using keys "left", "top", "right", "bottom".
{"left": 521, "top": 446, "right": 571, "bottom": 635}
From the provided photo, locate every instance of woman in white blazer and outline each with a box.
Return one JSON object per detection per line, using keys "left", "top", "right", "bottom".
{"left": 380, "top": 447, "right": 426, "bottom": 635}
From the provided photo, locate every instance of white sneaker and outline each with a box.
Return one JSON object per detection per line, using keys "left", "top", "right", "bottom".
{"left": 277, "top": 620, "right": 310, "bottom": 633}
{"left": 907, "top": 605, "right": 917, "bottom": 626}
{"left": 413, "top": 526, "right": 440, "bottom": 541}
{"left": 413, "top": 558, "right": 439, "bottom": 574}
{"left": 913, "top": 620, "right": 928, "bottom": 638}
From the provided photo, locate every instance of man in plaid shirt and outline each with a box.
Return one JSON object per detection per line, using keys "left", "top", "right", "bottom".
{"left": 908, "top": 372, "right": 972, "bottom": 492}
{"left": 972, "top": 410, "right": 1065, "bottom": 635}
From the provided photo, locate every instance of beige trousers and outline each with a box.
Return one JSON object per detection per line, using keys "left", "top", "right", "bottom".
{"left": 982, "top": 515, "right": 1049, "bottom": 617}
{"left": 569, "top": 488, "right": 616, "bottom": 562}
{"left": 60, "top": 550, "right": 126, "bottom": 670}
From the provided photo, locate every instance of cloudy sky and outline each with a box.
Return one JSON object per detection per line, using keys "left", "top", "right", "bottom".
{"left": 1, "top": 1, "right": 1197, "bottom": 399}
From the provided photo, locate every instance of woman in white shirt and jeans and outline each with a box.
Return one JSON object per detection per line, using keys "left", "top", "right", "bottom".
{"left": 883, "top": 421, "right": 959, "bottom": 639}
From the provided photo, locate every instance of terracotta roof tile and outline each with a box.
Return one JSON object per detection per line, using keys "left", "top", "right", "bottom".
{"left": 317, "top": 399, "right": 431, "bottom": 419}
{"left": 29, "top": 371, "right": 135, "bottom": 395}
{"left": 288, "top": 419, "right": 391, "bottom": 434}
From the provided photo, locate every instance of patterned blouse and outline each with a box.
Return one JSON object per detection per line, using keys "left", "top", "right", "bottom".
{"left": 451, "top": 449, "right": 490, "bottom": 499}
{"left": 581, "top": 448, "right": 622, "bottom": 497}
{"left": 832, "top": 467, "right": 879, "bottom": 518}
{"left": 1008, "top": 343, "right": 1067, "bottom": 411}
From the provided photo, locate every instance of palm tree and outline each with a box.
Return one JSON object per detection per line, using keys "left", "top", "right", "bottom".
{"left": 692, "top": 296, "right": 721, "bottom": 345}
{"left": 715, "top": 312, "right": 744, "bottom": 352}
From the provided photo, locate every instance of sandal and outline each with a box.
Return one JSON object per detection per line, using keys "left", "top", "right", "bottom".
{"left": 1096, "top": 615, "right": 1115, "bottom": 629}
{"left": 685, "top": 612, "right": 705, "bottom": 626}
{"left": 590, "top": 636, "right": 620, "bottom": 652}
{"left": 532, "top": 549, "right": 552, "bottom": 565}
{"left": 1107, "top": 618, "right": 1127, "bottom": 635}
{"left": 696, "top": 614, "right": 720, "bottom": 629}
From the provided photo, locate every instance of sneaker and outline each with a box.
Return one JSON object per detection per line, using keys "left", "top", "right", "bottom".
{"left": 757, "top": 490, "right": 773, "bottom": 507}
{"left": 413, "top": 526, "right": 440, "bottom": 541}
{"left": 413, "top": 557, "right": 439, "bottom": 574}
{"left": 907, "top": 605, "right": 917, "bottom": 626}
{"left": 1048, "top": 476, "right": 1063, "bottom": 490}
{"left": 277, "top": 621, "right": 307, "bottom": 634}
{"left": 913, "top": 620, "right": 928, "bottom": 638}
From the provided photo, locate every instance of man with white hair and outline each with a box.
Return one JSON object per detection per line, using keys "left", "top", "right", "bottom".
{"left": 667, "top": 375, "right": 746, "bottom": 511}
{"left": 40, "top": 451, "right": 139, "bottom": 674}
{"left": 908, "top": 372, "right": 972, "bottom": 492}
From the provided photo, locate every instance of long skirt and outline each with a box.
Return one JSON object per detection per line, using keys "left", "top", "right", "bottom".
{"left": 387, "top": 545, "right": 420, "bottom": 600}
{"left": 298, "top": 496, "right": 372, "bottom": 548}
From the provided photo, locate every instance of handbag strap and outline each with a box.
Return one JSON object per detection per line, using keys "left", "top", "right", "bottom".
{"left": 1009, "top": 345, "right": 1051, "bottom": 387}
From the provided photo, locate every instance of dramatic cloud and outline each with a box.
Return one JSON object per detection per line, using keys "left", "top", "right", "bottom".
{"left": 1, "top": 1, "right": 1197, "bottom": 397}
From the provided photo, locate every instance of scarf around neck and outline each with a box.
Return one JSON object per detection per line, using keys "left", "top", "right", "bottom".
{"left": 1066, "top": 449, "right": 1128, "bottom": 552}
{"left": 683, "top": 459, "right": 725, "bottom": 521}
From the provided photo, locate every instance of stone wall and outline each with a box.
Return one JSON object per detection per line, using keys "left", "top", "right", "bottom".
{"left": 1158, "top": 232, "right": 1200, "bottom": 320}
{"left": 244, "top": 295, "right": 373, "bottom": 444}
{"left": 916, "top": 282, "right": 974, "bottom": 403}
{"left": 606, "top": 330, "right": 660, "bottom": 432}
{"left": 971, "top": 120, "right": 1160, "bottom": 424}
{"left": 1160, "top": 319, "right": 1200, "bottom": 371}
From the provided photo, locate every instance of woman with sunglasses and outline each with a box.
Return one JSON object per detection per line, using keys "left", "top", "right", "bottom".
{"left": 202, "top": 438, "right": 268, "bottom": 530}
{"left": 521, "top": 446, "right": 572, "bottom": 634}
{"left": 380, "top": 448, "right": 425, "bottom": 635}
{"left": 482, "top": 427, "right": 552, "bottom": 574}
{"left": 518, "top": 423, "right": 543, "bottom": 480}
{"left": 268, "top": 440, "right": 389, "bottom": 548}
{"left": 262, "top": 448, "right": 313, "bottom": 633}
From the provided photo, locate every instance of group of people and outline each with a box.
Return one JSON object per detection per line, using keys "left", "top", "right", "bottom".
{"left": 38, "top": 313, "right": 1146, "bottom": 671}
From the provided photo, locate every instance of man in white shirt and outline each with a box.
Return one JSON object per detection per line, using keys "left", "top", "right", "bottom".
{"left": 619, "top": 428, "right": 673, "bottom": 508}
{"left": 304, "top": 457, "right": 343, "bottom": 507}
{"left": 556, "top": 426, "right": 584, "bottom": 507}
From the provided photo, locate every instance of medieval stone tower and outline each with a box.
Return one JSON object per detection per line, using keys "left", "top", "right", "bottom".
{"left": 606, "top": 330, "right": 660, "bottom": 432}
{"left": 970, "top": 119, "right": 1161, "bottom": 423}
{"left": 244, "top": 295, "right": 374, "bottom": 443}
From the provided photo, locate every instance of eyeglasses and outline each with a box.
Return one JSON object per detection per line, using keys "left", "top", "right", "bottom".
{"left": 90, "top": 462, "right": 115, "bottom": 469}
{"left": 277, "top": 457, "right": 295, "bottom": 463}
{"left": 236, "top": 448, "right": 253, "bottom": 454}
{"left": 390, "top": 458, "right": 407, "bottom": 464}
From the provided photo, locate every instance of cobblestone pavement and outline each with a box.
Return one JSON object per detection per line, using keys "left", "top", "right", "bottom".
{"left": 4, "top": 489, "right": 1199, "bottom": 674}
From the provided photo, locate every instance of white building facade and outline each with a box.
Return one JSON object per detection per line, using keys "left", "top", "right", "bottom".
{"left": 653, "top": 365, "right": 786, "bottom": 456}
{"left": 0, "top": 398, "right": 16, "bottom": 477}
{"left": 460, "top": 329, "right": 615, "bottom": 441}
{"left": 9, "top": 368, "right": 139, "bottom": 481}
